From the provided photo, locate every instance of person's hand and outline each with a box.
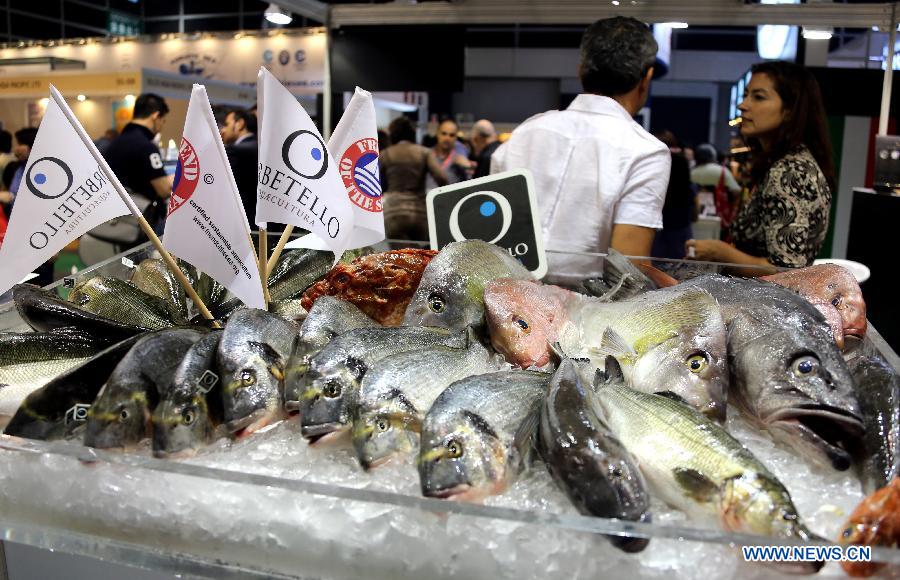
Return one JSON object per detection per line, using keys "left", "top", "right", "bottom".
{"left": 453, "top": 154, "right": 472, "bottom": 169}
{"left": 0, "top": 191, "right": 13, "bottom": 204}
{"left": 685, "top": 239, "right": 735, "bottom": 262}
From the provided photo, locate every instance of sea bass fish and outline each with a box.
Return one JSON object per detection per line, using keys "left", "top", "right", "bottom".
{"left": 3, "top": 333, "right": 145, "bottom": 441}
{"left": 12, "top": 284, "right": 145, "bottom": 345}
{"left": 682, "top": 275, "right": 863, "bottom": 471}
{"left": 130, "top": 258, "right": 190, "bottom": 322}
{"left": 846, "top": 338, "right": 900, "bottom": 494}
{"left": 418, "top": 370, "right": 552, "bottom": 502}
{"left": 301, "top": 248, "right": 438, "bottom": 326}
{"left": 283, "top": 296, "right": 380, "bottom": 412}
{"left": 352, "top": 334, "right": 498, "bottom": 470}
{"left": 594, "top": 361, "right": 824, "bottom": 574}
{"left": 0, "top": 329, "right": 99, "bottom": 421}
{"left": 538, "top": 359, "right": 651, "bottom": 553}
{"left": 298, "top": 326, "right": 468, "bottom": 444}
{"left": 402, "top": 240, "right": 532, "bottom": 331}
{"left": 218, "top": 308, "right": 298, "bottom": 436}
{"left": 69, "top": 276, "right": 186, "bottom": 329}
{"left": 762, "top": 264, "right": 867, "bottom": 350}
{"left": 83, "top": 328, "right": 207, "bottom": 450}
{"left": 152, "top": 330, "right": 225, "bottom": 458}
{"left": 485, "top": 279, "right": 729, "bottom": 422}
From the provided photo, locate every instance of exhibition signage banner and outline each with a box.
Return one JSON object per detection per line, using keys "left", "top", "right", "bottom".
{"left": 287, "top": 86, "right": 384, "bottom": 251}
{"left": 0, "top": 88, "right": 131, "bottom": 295}
{"left": 426, "top": 169, "right": 548, "bottom": 278}
{"left": 0, "top": 32, "right": 326, "bottom": 94}
{"left": 162, "top": 84, "right": 265, "bottom": 310}
{"left": 256, "top": 67, "right": 355, "bottom": 261}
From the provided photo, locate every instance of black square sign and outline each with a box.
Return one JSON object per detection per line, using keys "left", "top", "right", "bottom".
{"left": 426, "top": 169, "right": 547, "bottom": 278}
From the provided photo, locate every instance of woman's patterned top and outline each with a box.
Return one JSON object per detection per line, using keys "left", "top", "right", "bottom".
{"left": 731, "top": 145, "right": 832, "bottom": 268}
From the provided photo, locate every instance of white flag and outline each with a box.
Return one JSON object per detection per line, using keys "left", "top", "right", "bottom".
{"left": 286, "top": 87, "right": 384, "bottom": 251}
{"left": 162, "top": 85, "right": 265, "bottom": 310}
{"left": 0, "top": 90, "right": 131, "bottom": 295}
{"left": 256, "top": 67, "right": 355, "bottom": 260}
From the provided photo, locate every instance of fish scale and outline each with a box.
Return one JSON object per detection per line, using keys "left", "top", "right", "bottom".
{"left": 69, "top": 277, "right": 184, "bottom": 329}
{"left": 130, "top": 258, "right": 189, "bottom": 322}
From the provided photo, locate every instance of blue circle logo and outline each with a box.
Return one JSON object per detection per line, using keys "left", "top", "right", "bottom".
{"left": 480, "top": 201, "right": 496, "bottom": 217}
{"left": 26, "top": 156, "right": 73, "bottom": 200}
{"left": 311, "top": 148, "right": 322, "bottom": 161}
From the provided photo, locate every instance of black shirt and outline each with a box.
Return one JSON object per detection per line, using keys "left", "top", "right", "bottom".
{"left": 471, "top": 141, "right": 502, "bottom": 179}
{"left": 104, "top": 122, "right": 167, "bottom": 201}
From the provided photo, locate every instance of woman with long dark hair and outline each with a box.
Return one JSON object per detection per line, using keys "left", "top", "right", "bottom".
{"left": 685, "top": 61, "right": 835, "bottom": 274}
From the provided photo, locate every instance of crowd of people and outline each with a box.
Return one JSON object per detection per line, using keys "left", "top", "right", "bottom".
{"left": 0, "top": 14, "right": 836, "bottom": 285}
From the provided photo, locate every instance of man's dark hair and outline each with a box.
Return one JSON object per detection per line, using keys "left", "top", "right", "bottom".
{"left": 14, "top": 127, "right": 38, "bottom": 149}
{"left": 579, "top": 17, "right": 658, "bottom": 97}
{"left": 132, "top": 93, "right": 169, "bottom": 120}
{"left": 0, "top": 129, "right": 11, "bottom": 153}
{"left": 230, "top": 108, "right": 258, "bottom": 135}
{"left": 388, "top": 116, "right": 416, "bottom": 145}
{"left": 695, "top": 144, "right": 718, "bottom": 166}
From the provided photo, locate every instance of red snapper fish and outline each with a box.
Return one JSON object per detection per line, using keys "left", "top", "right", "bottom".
{"left": 300, "top": 248, "right": 437, "bottom": 327}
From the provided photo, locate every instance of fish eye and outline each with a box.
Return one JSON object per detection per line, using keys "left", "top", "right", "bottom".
{"left": 446, "top": 438, "right": 463, "bottom": 458}
{"left": 335, "top": 273, "right": 350, "bottom": 285}
{"left": 831, "top": 296, "right": 842, "bottom": 307}
{"left": 323, "top": 380, "right": 342, "bottom": 398}
{"left": 842, "top": 528, "right": 853, "bottom": 539}
{"left": 782, "top": 512, "right": 797, "bottom": 522}
{"left": 611, "top": 466, "right": 624, "bottom": 478}
{"left": 375, "top": 417, "right": 390, "bottom": 432}
{"left": 685, "top": 352, "right": 709, "bottom": 374}
{"left": 428, "top": 292, "right": 445, "bottom": 313}
{"left": 240, "top": 369, "right": 256, "bottom": 385}
{"left": 791, "top": 355, "right": 819, "bottom": 376}
{"left": 515, "top": 318, "right": 530, "bottom": 332}
{"left": 182, "top": 408, "right": 196, "bottom": 425}
{"left": 119, "top": 408, "right": 130, "bottom": 421}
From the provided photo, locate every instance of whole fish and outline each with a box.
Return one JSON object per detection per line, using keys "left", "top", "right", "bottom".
{"left": 153, "top": 331, "right": 225, "bottom": 458}
{"left": 762, "top": 264, "right": 867, "bottom": 350}
{"left": 485, "top": 278, "right": 729, "bottom": 422}
{"left": 682, "top": 275, "right": 864, "bottom": 471}
{"left": 301, "top": 248, "right": 438, "bottom": 326}
{"left": 298, "top": 326, "right": 468, "bottom": 444}
{"left": 538, "top": 359, "right": 651, "bottom": 553}
{"left": 130, "top": 258, "right": 190, "bottom": 322}
{"left": 594, "top": 361, "right": 824, "bottom": 574}
{"left": 352, "top": 334, "right": 497, "bottom": 470}
{"left": 4, "top": 333, "right": 145, "bottom": 441}
{"left": 846, "top": 340, "right": 900, "bottom": 494}
{"left": 838, "top": 477, "right": 900, "bottom": 577}
{"left": 283, "top": 297, "right": 379, "bottom": 412}
{"left": 402, "top": 240, "right": 532, "bottom": 331}
{"left": 0, "top": 329, "right": 99, "bottom": 420}
{"left": 218, "top": 308, "right": 298, "bottom": 436}
{"left": 12, "top": 284, "right": 144, "bottom": 345}
{"left": 83, "top": 328, "right": 206, "bottom": 450}
{"left": 69, "top": 276, "right": 186, "bottom": 329}
{"left": 484, "top": 278, "right": 577, "bottom": 368}
{"left": 213, "top": 249, "right": 333, "bottom": 320}
{"left": 418, "top": 370, "right": 552, "bottom": 502}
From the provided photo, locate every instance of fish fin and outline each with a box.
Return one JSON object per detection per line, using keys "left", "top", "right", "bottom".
{"left": 654, "top": 391, "right": 690, "bottom": 406}
{"left": 592, "top": 327, "right": 635, "bottom": 359}
{"left": 673, "top": 467, "right": 719, "bottom": 503}
{"left": 599, "top": 356, "right": 624, "bottom": 385}
{"left": 600, "top": 249, "right": 657, "bottom": 299}
{"left": 512, "top": 406, "right": 541, "bottom": 462}
{"left": 464, "top": 326, "right": 479, "bottom": 349}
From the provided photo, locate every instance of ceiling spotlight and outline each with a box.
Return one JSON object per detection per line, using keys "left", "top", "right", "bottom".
{"left": 77, "top": 94, "right": 86, "bottom": 102}
{"left": 665, "top": 22, "right": 689, "bottom": 29}
{"left": 265, "top": 3, "right": 293, "bottom": 25}
{"left": 802, "top": 26, "right": 833, "bottom": 40}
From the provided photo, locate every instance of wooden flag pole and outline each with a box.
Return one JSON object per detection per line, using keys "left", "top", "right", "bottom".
{"left": 47, "top": 85, "right": 219, "bottom": 325}
{"left": 258, "top": 228, "right": 271, "bottom": 306}
{"left": 267, "top": 225, "right": 294, "bottom": 277}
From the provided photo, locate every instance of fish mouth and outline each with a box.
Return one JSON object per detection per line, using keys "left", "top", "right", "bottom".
{"left": 303, "top": 423, "right": 347, "bottom": 446}
{"left": 425, "top": 483, "right": 473, "bottom": 500}
{"left": 360, "top": 454, "right": 395, "bottom": 471}
{"left": 153, "top": 447, "right": 198, "bottom": 460}
{"left": 766, "top": 405, "right": 864, "bottom": 471}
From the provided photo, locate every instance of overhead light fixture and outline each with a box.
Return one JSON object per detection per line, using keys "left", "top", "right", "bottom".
{"left": 802, "top": 26, "right": 833, "bottom": 40}
{"left": 611, "top": 0, "right": 620, "bottom": 5}
{"left": 77, "top": 94, "right": 86, "bottom": 102}
{"left": 665, "top": 22, "right": 689, "bottom": 29}
{"left": 265, "top": 3, "right": 293, "bottom": 25}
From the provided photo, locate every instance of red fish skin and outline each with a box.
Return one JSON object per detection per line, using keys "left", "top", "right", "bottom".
{"left": 300, "top": 249, "right": 438, "bottom": 326}
{"left": 839, "top": 477, "right": 900, "bottom": 577}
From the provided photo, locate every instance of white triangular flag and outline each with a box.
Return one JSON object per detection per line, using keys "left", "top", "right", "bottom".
{"left": 162, "top": 85, "right": 265, "bottom": 310}
{"left": 0, "top": 90, "right": 131, "bottom": 295}
{"left": 286, "top": 87, "right": 384, "bottom": 251}
{"left": 256, "top": 67, "right": 355, "bottom": 260}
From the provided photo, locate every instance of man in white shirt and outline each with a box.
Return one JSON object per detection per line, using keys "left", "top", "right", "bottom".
{"left": 491, "top": 16, "right": 670, "bottom": 281}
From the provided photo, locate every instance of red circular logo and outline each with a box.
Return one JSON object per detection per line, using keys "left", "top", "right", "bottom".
{"left": 167, "top": 138, "right": 200, "bottom": 216}
{"left": 339, "top": 138, "right": 382, "bottom": 213}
